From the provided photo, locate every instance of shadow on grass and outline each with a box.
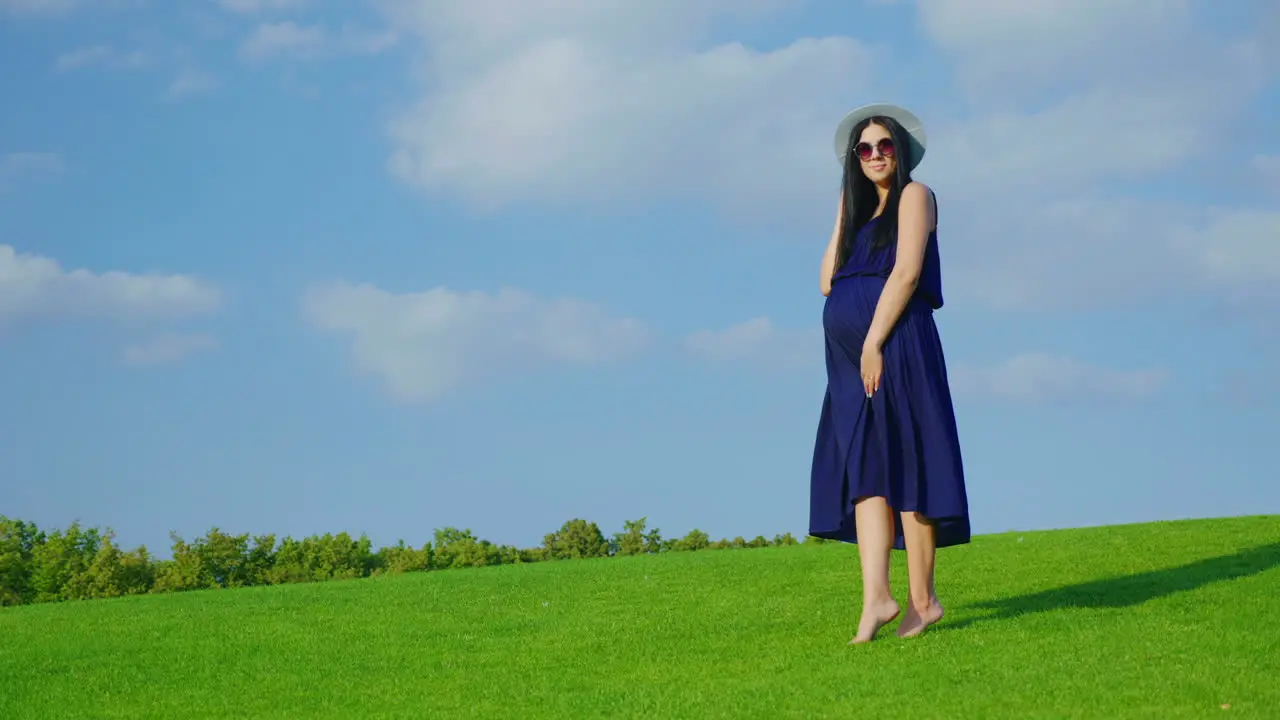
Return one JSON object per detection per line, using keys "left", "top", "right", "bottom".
{"left": 942, "top": 543, "right": 1280, "bottom": 632}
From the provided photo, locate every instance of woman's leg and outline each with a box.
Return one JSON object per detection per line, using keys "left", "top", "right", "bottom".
{"left": 850, "top": 496, "right": 900, "bottom": 644}
{"left": 898, "top": 511, "right": 944, "bottom": 637}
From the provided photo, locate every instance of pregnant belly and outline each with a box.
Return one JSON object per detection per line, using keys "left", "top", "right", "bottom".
{"left": 823, "top": 276, "right": 884, "bottom": 342}
{"left": 823, "top": 276, "right": 933, "bottom": 345}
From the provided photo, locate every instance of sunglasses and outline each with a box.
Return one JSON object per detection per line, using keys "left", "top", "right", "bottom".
{"left": 853, "top": 137, "right": 896, "bottom": 162}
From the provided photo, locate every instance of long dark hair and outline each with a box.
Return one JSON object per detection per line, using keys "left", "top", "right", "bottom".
{"left": 834, "top": 115, "right": 915, "bottom": 270}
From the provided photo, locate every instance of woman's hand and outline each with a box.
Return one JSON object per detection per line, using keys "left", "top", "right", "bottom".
{"left": 860, "top": 343, "right": 883, "bottom": 397}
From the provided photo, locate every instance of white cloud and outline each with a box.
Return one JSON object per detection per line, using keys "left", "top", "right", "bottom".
{"left": 1255, "top": 154, "right": 1280, "bottom": 187}
{"left": 951, "top": 353, "right": 1169, "bottom": 403}
{"left": 240, "top": 21, "right": 397, "bottom": 61}
{"left": 917, "top": 0, "right": 1266, "bottom": 199}
{"left": 0, "top": 0, "right": 78, "bottom": 15}
{"left": 1187, "top": 210, "right": 1280, "bottom": 290}
{"left": 379, "top": 0, "right": 867, "bottom": 211}
{"left": 121, "top": 333, "right": 219, "bottom": 366}
{"left": 366, "top": 1, "right": 1278, "bottom": 311}
{"left": 915, "top": 0, "right": 1193, "bottom": 95}
{"left": 216, "top": 0, "right": 309, "bottom": 13}
{"left": 340, "top": 25, "right": 397, "bottom": 54}
{"left": 165, "top": 69, "right": 219, "bottom": 100}
{"left": 685, "top": 317, "right": 819, "bottom": 369}
{"left": 0, "top": 245, "right": 222, "bottom": 324}
{"left": 54, "top": 45, "right": 147, "bottom": 71}
{"left": 374, "top": 0, "right": 1259, "bottom": 208}
{"left": 939, "top": 195, "right": 1280, "bottom": 311}
{"left": 928, "top": 87, "right": 1210, "bottom": 195}
{"left": 377, "top": 0, "right": 787, "bottom": 57}
{"left": 0, "top": 152, "right": 63, "bottom": 191}
{"left": 1, "top": 0, "right": 142, "bottom": 16}
{"left": 1220, "top": 364, "right": 1280, "bottom": 408}
{"left": 908, "top": 1, "right": 1276, "bottom": 308}
{"left": 374, "top": 0, "right": 1277, "bottom": 303}
{"left": 241, "top": 21, "right": 325, "bottom": 60}
{"left": 303, "top": 281, "right": 651, "bottom": 402}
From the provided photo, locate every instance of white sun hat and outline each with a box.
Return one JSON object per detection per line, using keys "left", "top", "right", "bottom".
{"left": 833, "top": 103, "right": 927, "bottom": 170}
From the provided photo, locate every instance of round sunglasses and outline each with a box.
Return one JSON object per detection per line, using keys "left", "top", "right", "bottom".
{"left": 853, "top": 137, "right": 895, "bottom": 162}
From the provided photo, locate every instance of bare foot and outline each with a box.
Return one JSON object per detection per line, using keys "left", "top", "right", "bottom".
{"left": 896, "top": 598, "right": 944, "bottom": 638}
{"left": 849, "top": 599, "right": 901, "bottom": 645}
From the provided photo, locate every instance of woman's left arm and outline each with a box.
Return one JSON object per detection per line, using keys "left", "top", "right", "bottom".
{"left": 863, "top": 182, "right": 935, "bottom": 353}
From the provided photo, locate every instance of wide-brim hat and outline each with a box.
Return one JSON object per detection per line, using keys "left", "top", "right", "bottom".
{"left": 833, "top": 103, "right": 927, "bottom": 171}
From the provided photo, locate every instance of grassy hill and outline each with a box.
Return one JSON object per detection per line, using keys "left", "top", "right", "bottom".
{"left": 2, "top": 514, "right": 1277, "bottom": 719}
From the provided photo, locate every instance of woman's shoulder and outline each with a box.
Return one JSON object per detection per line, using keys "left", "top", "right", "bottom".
{"left": 898, "top": 181, "right": 935, "bottom": 212}
{"left": 898, "top": 181, "right": 937, "bottom": 230}
{"left": 900, "top": 181, "right": 932, "bottom": 201}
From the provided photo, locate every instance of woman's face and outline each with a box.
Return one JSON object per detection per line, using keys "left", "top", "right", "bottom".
{"left": 855, "top": 122, "right": 896, "bottom": 184}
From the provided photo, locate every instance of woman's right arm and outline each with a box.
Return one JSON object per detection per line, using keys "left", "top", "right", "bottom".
{"left": 819, "top": 195, "right": 844, "bottom": 297}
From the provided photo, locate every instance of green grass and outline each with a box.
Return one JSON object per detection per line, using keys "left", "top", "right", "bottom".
{"left": 2, "top": 515, "right": 1278, "bottom": 719}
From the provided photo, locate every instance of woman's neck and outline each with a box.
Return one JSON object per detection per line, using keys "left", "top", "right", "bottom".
{"left": 873, "top": 183, "right": 891, "bottom": 216}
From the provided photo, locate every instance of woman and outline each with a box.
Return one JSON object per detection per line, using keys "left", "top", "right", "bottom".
{"left": 809, "top": 103, "right": 970, "bottom": 644}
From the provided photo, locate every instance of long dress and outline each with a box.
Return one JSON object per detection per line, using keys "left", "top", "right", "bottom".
{"left": 808, "top": 206, "right": 970, "bottom": 550}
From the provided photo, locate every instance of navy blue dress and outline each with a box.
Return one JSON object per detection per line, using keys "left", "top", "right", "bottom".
{"left": 808, "top": 206, "right": 970, "bottom": 550}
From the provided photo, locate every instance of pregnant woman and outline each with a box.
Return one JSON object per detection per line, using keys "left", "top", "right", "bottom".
{"left": 809, "top": 103, "right": 971, "bottom": 645}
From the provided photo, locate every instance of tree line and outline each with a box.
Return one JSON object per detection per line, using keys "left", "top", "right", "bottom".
{"left": 0, "top": 515, "right": 824, "bottom": 607}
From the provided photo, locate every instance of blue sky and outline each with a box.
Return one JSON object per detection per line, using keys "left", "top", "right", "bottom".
{"left": 2, "top": 0, "right": 1278, "bottom": 557}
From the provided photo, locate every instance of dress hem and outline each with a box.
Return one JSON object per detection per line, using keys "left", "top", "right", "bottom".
{"left": 808, "top": 499, "right": 971, "bottom": 550}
